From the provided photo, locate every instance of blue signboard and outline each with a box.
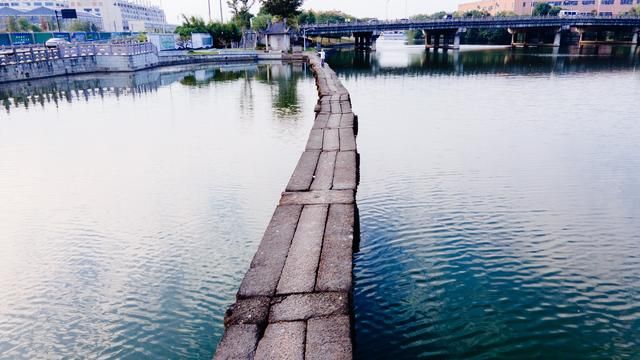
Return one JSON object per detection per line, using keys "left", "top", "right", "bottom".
{"left": 52, "top": 32, "right": 71, "bottom": 41}
{"left": 86, "top": 32, "right": 100, "bottom": 41}
{"left": 72, "top": 32, "right": 87, "bottom": 42}
{"left": 10, "top": 33, "right": 34, "bottom": 45}
{"left": 100, "top": 32, "right": 112, "bottom": 40}
{"left": 0, "top": 33, "right": 11, "bottom": 46}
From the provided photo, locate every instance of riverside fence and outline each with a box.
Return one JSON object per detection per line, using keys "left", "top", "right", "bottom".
{"left": 0, "top": 42, "right": 157, "bottom": 66}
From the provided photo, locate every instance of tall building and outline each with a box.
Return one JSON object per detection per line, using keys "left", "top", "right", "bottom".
{"left": 0, "top": 0, "right": 69, "bottom": 11}
{"left": 0, "top": 1, "right": 103, "bottom": 32}
{"left": 458, "top": 0, "right": 640, "bottom": 16}
{"left": 68, "top": 0, "right": 169, "bottom": 32}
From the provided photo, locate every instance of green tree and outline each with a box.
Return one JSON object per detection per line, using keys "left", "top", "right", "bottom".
{"left": 533, "top": 3, "right": 561, "bottom": 16}
{"left": 251, "top": 13, "right": 273, "bottom": 30}
{"left": 175, "top": 15, "right": 209, "bottom": 38}
{"left": 259, "top": 0, "right": 303, "bottom": 19}
{"left": 17, "top": 18, "right": 40, "bottom": 32}
{"left": 68, "top": 20, "right": 98, "bottom": 32}
{"left": 7, "top": 17, "right": 19, "bottom": 32}
{"left": 297, "top": 10, "right": 316, "bottom": 24}
{"left": 228, "top": 0, "right": 257, "bottom": 29}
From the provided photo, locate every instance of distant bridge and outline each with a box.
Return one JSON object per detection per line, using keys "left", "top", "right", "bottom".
{"left": 301, "top": 16, "right": 640, "bottom": 50}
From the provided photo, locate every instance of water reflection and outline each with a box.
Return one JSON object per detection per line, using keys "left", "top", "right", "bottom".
{"left": 329, "top": 46, "right": 639, "bottom": 78}
{"left": 329, "top": 46, "right": 640, "bottom": 359}
{"left": 0, "top": 61, "right": 316, "bottom": 359}
{"left": 0, "top": 62, "right": 307, "bottom": 115}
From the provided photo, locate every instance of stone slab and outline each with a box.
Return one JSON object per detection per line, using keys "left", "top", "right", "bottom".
{"left": 332, "top": 151, "right": 357, "bottom": 191}
{"left": 310, "top": 151, "right": 337, "bottom": 191}
{"left": 276, "top": 205, "right": 328, "bottom": 294}
{"left": 279, "top": 190, "right": 355, "bottom": 205}
{"left": 305, "top": 316, "right": 352, "bottom": 360}
{"left": 214, "top": 324, "right": 260, "bottom": 360}
{"left": 286, "top": 150, "right": 320, "bottom": 192}
{"left": 255, "top": 322, "right": 305, "bottom": 360}
{"left": 238, "top": 205, "right": 302, "bottom": 298}
{"left": 269, "top": 292, "right": 349, "bottom": 322}
{"left": 328, "top": 114, "right": 342, "bottom": 128}
{"left": 224, "top": 296, "right": 271, "bottom": 327}
{"left": 305, "top": 129, "right": 323, "bottom": 151}
{"left": 340, "top": 113, "right": 355, "bottom": 128}
{"left": 316, "top": 204, "right": 355, "bottom": 292}
{"left": 323, "top": 129, "right": 340, "bottom": 151}
{"left": 339, "top": 128, "right": 356, "bottom": 152}
{"left": 313, "top": 114, "right": 329, "bottom": 129}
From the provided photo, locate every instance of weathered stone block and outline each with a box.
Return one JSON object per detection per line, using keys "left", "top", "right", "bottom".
{"left": 269, "top": 292, "right": 349, "bottom": 322}
{"left": 313, "top": 114, "right": 329, "bottom": 129}
{"left": 214, "top": 324, "right": 260, "bottom": 360}
{"left": 238, "top": 205, "right": 302, "bottom": 298}
{"left": 306, "top": 129, "right": 324, "bottom": 151}
{"left": 332, "top": 151, "right": 357, "bottom": 191}
{"left": 310, "top": 151, "right": 336, "bottom": 191}
{"left": 279, "top": 190, "right": 355, "bottom": 205}
{"left": 340, "top": 113, "right": 355, "bottom": 128}
{"left": 254, "top": 322, "right": 305, "bottom": 360}
{"left": 316, "top": 204, "right": 355, "bottom": 292}
{"left": 305, "top": 316, "right": 352, "bottom": 360}
{"left": 224, "top": 296, "right": 270, "bottom": 327}
{"left": 277, "top": 205, "right": 328, "bottom": 294}
{"left": 323, "top": 129, "right": 339, "bottom": 151}
{"left": 286, "top": 150, "right": 321, "bottom": 192}
{"left": 339, "top": 128, "right": 356, "bottom": 152}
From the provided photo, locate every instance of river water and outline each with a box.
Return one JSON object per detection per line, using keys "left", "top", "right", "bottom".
{"left": 0, "top": 63, "right": 315, "bottom": 359}
{"left": 328, "top": 44, "right": 640, "bottom": 359}
{"left": 1, "top": 45, "right": 639, "bottom": 359}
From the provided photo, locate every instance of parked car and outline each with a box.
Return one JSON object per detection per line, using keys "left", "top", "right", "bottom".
{"left": 45, "top": 38, "right": 70, "bottom": 48}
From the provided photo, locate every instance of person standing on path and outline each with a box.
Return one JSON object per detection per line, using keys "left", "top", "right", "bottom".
{"left": 320, "top": 49, "right": 326, "bottom": 67}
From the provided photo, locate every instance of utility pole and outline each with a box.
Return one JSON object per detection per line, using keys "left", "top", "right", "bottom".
{"left": 219, "top": 0, "right": 224, "bottom": 22}
{"left": 55, "top": 10, "right": 61, "bottom": 32}
{"left": 208, "top": 0, "right": 212, "bottom": 22}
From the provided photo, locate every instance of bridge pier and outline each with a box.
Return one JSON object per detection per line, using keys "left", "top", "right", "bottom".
{"left": 423, "top": 29, "right": 463, "bottom": 52}
{"left": 353, "top": 32, "right": 378, "bottom": 51}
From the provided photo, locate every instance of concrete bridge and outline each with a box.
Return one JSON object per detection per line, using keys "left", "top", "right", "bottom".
{"left": 301, "top": 16, "right": 640, "bottom": 50}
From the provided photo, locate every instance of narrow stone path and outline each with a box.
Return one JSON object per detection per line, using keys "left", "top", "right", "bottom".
{"left": 214, "top": 54, "right": 359, "bottom": 360}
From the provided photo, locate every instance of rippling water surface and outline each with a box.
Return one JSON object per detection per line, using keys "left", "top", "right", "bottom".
{"left": 0, "top": 63, "right": 314, "bottom": 358}
{"left": 329, "top": 45, "right": 640, "bottom": 359}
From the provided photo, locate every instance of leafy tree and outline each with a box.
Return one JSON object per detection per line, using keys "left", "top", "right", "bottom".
{"left": 228, "top": 0, "right": 257, "bottom": 29}
{"left": 533, "top": 3, "right": 561, "bottom": 16}
{"left": 16, "top": 18, "right": 40, "bottom": 32}
{"left": 251, "top": 13, "right": 273, "bottom": 30}
{"left": 7, "top": 17, "right": 19, "bottom": 32}
{"left": 175, "top": 16, "right": 242, "bottom": 48}
{"left": 297, "top": 10, "right": 316, "bottom": 24}
{"left": 68, "top": 21, "right": 98, "bottom": 32}
{"left": 410, "top": 11, "right": 448, "bottom": 20}
{"left": 259, "top": 0, "right": 303, "bottom": 19}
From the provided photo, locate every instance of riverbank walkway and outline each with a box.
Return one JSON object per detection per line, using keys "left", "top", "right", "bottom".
{"left": 214, "top": 54, "right": 359, "bottom": 359}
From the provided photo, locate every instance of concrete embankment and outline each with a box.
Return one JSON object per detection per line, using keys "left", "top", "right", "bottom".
{"left": 0, "top": 50, "right": 302, "bottom": 83}
{"left": 214, "top": 54, "right": 359, "bottom": 360}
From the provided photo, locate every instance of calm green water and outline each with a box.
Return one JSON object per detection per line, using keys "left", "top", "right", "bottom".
{"left": 0, "top": 63, "right": 315, "bottom": 358}
{"left": 328, "top": 45, "right": 640, "bottom": 359}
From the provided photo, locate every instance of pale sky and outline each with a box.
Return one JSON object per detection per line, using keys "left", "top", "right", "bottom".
{"left": 161, "top": 0, "right": 458, "bottom": 24}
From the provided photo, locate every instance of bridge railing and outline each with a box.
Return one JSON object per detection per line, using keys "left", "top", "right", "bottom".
{"left": 301, "top": 15, "right": 640, "bottom": 31}
{"left": 0, "top": 42, "right": 157, "bottom": 66}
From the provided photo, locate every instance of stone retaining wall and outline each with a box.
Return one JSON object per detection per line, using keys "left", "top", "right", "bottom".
{"left": 0, "top": 52, "right": 160, "bottom": 83}
{"left": 214, "top": 54, "right": 359, "bottom": 360}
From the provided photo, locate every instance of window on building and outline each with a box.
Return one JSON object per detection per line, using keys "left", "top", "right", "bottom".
{"left": 620, "top": 0, "right": 632, "bottom": 4}
{"left": 600, "top": 0, "right": 614, "bottom": 4}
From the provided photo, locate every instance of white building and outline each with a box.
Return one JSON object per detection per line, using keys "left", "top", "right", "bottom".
{"left": 0, "top": 0, "right": 69, "bottom": 11}
{"left": 68, "top": 0, "right": 169, "bottom": 32}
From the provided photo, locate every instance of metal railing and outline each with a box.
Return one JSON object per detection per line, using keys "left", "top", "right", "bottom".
{"left": 300, "top": 15, "right": 640, "bottom": 34}
{"left": 0, "top": 42, "right": 157, "bottom": 66}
